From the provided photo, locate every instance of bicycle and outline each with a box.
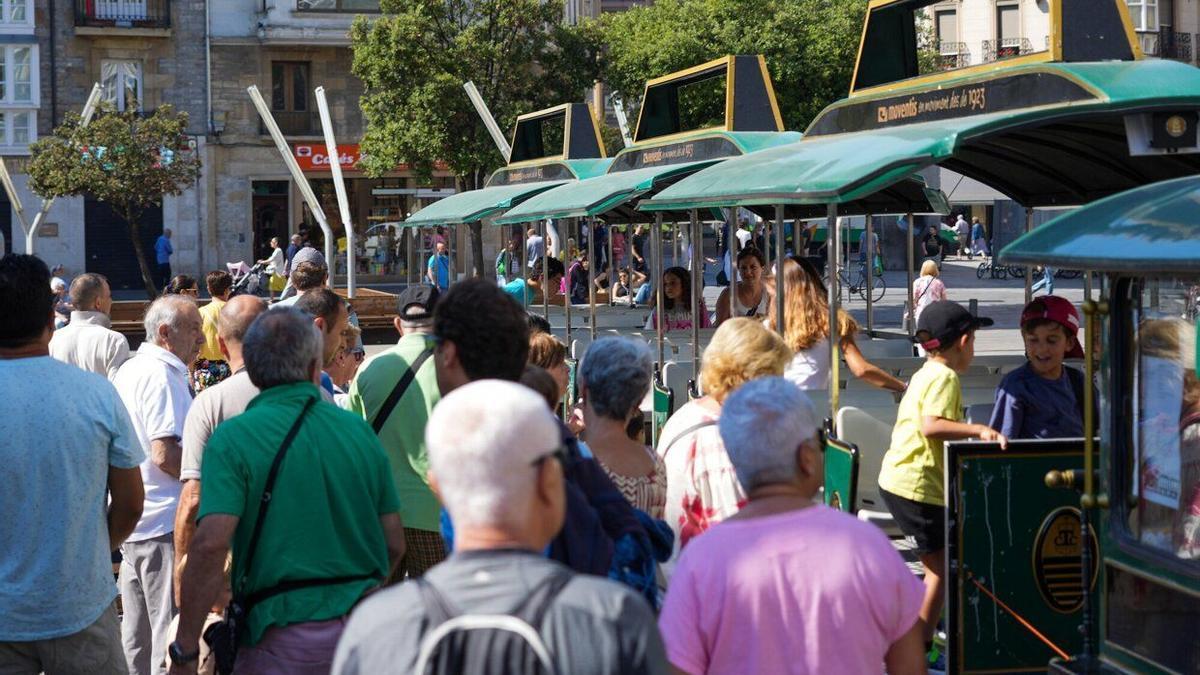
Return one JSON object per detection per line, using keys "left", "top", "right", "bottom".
{"left": 826, "top": 260, "right": 886, "bottom": 302}
{"left": 976, "top": 258, "right": 1008, "bottom": 280}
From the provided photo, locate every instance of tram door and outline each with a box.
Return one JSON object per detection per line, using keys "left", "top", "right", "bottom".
{"left": 946, "top": 439, "right": 1097, "bottom": 674}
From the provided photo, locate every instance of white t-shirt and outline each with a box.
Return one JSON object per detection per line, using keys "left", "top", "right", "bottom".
{"left": 784, "top": 337, "right": 832, "bottom": 390}
{"left": 955, "top": 218, "right": 969, "bottom": 237}
{"left": 266, "top": 248, "right": 286, "bottom": 276}
{"left": 113, "top": 342, "right": 193, "bottom": 541}
{"left": 735, "top": 228, "right": 753, "bottom": 248}
{"left": 49, "top": 311, "right": 131, "bottom": 381}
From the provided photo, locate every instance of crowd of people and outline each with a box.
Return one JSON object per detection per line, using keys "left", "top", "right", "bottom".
{"left": 1, "top": 225, "right": 1102, "bottom": 675}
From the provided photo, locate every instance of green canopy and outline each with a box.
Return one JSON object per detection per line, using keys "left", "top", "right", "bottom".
{"left": 642, "top": 59, "right": 1200, "bottom": 213}
{"left": 496, "top": 130, "right": 802, "bottom": 225}
{"left": 401, "top": 159, "right": 612, "bottom": 228}
{"left": 999, "top": 175, "right": 1200, "bottom": 274}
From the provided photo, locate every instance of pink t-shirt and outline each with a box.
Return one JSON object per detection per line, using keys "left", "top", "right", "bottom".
{"left": 659, "top": 505, "right": 924, "bottom": 675}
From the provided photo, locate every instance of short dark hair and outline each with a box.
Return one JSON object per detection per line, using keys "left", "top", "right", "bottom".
{"left": 526, "top": 311, "right": 552, "bottom": 335}
{"left": 164, "top": 274, "right": 197, "bottom": 295}
{"left": 290, "top": 261, "right": 327, "bottom": 291}
{"left": 295, "top": 288, "right": 345, "bottom": 332}
{"left": 736, "top": 245, "right": 766, "bottom": 267}
{"left": 70, "top": 273, "right": 109, "bottom": 309}
{"left": 206, "top": 270, "right": 233, "bottom": 297}
{"left": 520, "top": 364, "right": 560, "bottom": 411}
{"left": 0, "top": 254, "right": 54, "bottom": 348}
{"left": 532, "top": 256, "right": 565, "bottom": 283}
{"left": 434, "top": 278, "right": 529, "bottom": 382}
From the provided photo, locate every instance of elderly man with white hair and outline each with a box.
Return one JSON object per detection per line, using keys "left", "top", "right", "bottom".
{"left": 113, "top": 294, "right": 205, "bottom": 675}
{"left": 332, "top": 380, "right": 668, "bottom": 675}
{"left": 658, "top": 377, "right": 927, "bottom": 675}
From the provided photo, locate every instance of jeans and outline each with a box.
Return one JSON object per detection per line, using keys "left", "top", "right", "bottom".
{"left": 1032, "top": 267, "right": 1056, "bottom": 295}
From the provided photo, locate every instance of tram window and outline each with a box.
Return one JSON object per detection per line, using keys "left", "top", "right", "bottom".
{"left": 1130, "top": 279, "right": 1200, "bottom": 561}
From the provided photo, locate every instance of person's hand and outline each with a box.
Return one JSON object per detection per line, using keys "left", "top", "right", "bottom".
{"left": 567, "top": 402, "right": 586, "bottom": 436}
{"left": 977, "top": 425, "right": 1008, "bottom": 449}
{"left": 168, "top": 661, "right": 197, "bottom": 675}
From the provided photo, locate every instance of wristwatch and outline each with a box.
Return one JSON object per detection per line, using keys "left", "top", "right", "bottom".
{"left": 169, "top": 640, "right": 200, "bottom": 664}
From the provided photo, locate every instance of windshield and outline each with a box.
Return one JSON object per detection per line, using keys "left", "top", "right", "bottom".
{"left": 1128, "top": 277, "right": 1200, "bottom": 561}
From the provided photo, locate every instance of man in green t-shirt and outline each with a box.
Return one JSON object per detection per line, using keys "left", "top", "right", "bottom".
{"left": 171, "top": 307, "right": 404, "bottom": 674}
{"left": 349, "top": 285, "right": 444, "bottom": 580}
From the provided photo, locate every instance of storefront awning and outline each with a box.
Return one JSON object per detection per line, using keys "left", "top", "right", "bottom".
{"left": 1000, "top": 175, "right": 1200, "bottom": 274}
{"left": 642, "top": 60, "right": 1200, "bottom": 213}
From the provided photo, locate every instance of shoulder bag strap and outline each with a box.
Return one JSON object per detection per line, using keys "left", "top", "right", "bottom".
{"left": 659, "top": 419, "right": 718, "bottom": 460}
{"left": 235, "top": 395, "right": 316, "bottom": 597}
{"left": 371, "top": 349, "right": 434, "bottom": 434}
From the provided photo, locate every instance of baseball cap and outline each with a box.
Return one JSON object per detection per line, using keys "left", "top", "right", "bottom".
{"left": 397, "top": 285, "right": 440, "bottom": 321}
{"left": 914, "top": 300, "right": 994, "bottom": 352}
{"left": 1020, "top": 296, "right": 1084, "bottom": 359}
{"left": 291, "top": 246, "right": 327, "bottom": 270}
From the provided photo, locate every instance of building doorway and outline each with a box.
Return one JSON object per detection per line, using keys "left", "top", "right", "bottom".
{"left": 252, "top": 181, "right": 289, "bottom": 261}
{"left": 84, "top": 197, "right": 163, "bottom": 291}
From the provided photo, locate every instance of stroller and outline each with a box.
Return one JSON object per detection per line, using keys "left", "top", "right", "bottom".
{"left": 227, "top": 261, "right": 265, "bottom": 297}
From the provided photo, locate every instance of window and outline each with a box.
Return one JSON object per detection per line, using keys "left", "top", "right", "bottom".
{"left": 271, "top": 62, "right": 309, "bottom": 112}
{"left": 1129, "top": 277, "right": 1200, "bottom": 561}
{"left": 935, "top": 9, "right": 957, "bottom": 46}
{"left": 996, "top": 3, "right": 1019, "bottom": 42}
{"left": 0, "top": 111, "right": 35, "bottom": 149}
{"left": 295, "top": 0, "right": 379, "bottom": 12}
{"left": 100, "top": 60, "right": 142, "bottom": 112}
{"left": 0, "top": 45, "right": 36, "bottom": 105}
{"left": 1127, "top": 0, "right": 1159, "bottom": 32}
{"left": 0, "top": 0, "right": 33, "bottom": 29}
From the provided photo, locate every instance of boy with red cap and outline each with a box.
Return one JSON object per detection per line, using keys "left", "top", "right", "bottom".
{"left": 989, "top": 296, "right": 1094, "bottom": 439}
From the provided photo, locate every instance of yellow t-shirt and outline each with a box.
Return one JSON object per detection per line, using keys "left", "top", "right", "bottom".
{"left": 878, "top": 359, "right": 961, "bottom": 506}
{"left": 198, "top": 298, "right": 225, "bottom": 362}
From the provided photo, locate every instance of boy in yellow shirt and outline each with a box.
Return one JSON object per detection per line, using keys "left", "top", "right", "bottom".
{"left": 878, "top": 300, "right": 1008, "bottom": 656}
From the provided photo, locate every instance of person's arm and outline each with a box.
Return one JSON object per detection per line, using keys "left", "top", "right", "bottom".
{"left": 921, "top": 416, "right": 1007, "bottom": 447}
{"left": 379, "top": 513, "right": 405, "bottom": 578}
{"left": 173, "top": 480, "right": 201, "bottom": 598}
{"left": 107, "top": 466, "right": 144, "bottom": 551}
{"left": 988, "top": 385, "right": 1022, "bottom": 439}
{"left": 714, "top": 287, "right": 731, "bottom": 325}
{"left": 842, "top": 337, "right": 906, "bottom": 392}
{"left": 884, "top": 622, "right": 926, "bottom": 675}
{"left": 172, "top": 514, "right": 238, "bottom": 670}
{"left": 150, "top": 437, "right": 183, "bottom": 479}
{"left": 107, "top": 337, "right": 131, "bottom": 381}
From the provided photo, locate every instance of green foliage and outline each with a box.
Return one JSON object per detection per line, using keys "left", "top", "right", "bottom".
{"left": 597, "top": 0, "right": 867, "bottom": 132}
{"left": 28, "top": 105, "right": 201, "bottom": 297}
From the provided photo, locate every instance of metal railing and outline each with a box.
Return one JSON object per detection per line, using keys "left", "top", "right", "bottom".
{"left": 982, "top": 37, "right": 1033, "bottom": 63}
{"left": 1157, "top": 29, "right": 1194, "bottom": 63}
{"left": 75, "top": 0, "right": 170, "bottom": 28}
{"left": 259, "top": 110, "right": 320, "bottom": 137}
{"left": 938, "top": 42, "right": 970, "bottom": 70}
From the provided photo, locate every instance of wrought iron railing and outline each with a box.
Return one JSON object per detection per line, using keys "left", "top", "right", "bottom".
{"left": 75, "top": 0, "right": 170, "bottom": 28}
{"left": 982, "top": 37, "right": 1033, "bottom": 63}
{"left": 938, "top": 42, "right": 970, "bottom": 70}
{"left": 1159, "top": 29, "right": 1194, "bottom": 63}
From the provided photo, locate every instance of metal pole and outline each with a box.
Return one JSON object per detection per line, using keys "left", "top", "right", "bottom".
{"left": 689, "top": 210, "right": 702, "bottom": 395}
{"left": 587, "top": 219, "right": 596, "bottom": 341}
{"left": 774, "top": 205, "right": 786, "bottom": 336}
{"left": 521, "top": 226, "right": 529, "bottom": 309}
{"left": 865, "top": 213, "right": 875, "bottom": 335}
{"left": 764, "top": 219, "right": 772, "bottom": 275}
{"left": 26, "top": 83, "right": 102, "bottom": 253}
{"left": 654, "top": 212, "right": 665, "bottom": 371}
{"left": 542, "top": 220, "right": 549, "bottom": 320}
{"left": 315, "top": 86, "right": 355, "bottom": 298}
{"left": 828, "top": 203, "right": 841, "bottom": 416}
{"left": 564, "top": 219, "right": 572, "bottom": 347}
{"left": 606, "top": 223, "right": 615, "bottom": 306}
{"left": 906, "top": 212, "right": 915, "bottom": 339}
{"left": 1024, "top": 207, "right": 1034, "bottom": 304}
{"left": 463, "top": 81, "right": 512, "bottom": 162}
{"left": 728, "top": 210, "right": 740, "bottom": 319}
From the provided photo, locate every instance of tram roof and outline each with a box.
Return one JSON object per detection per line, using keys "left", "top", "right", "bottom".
{"left": 999, "top": 175, "right": 1200, "bottom": 274}
{"left": 640, "top": 59, "right": 1200, "bottom": 214}
{"left": 401, "top": 159, "right": 611, "bottom": 228}
{"left": 494, "top": 130, "right": 801, "bottom": 225}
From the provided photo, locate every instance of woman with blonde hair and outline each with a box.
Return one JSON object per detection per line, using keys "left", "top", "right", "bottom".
{"left": 655, "top": 317, "right": 793, "bottom": 578}
{"left": 912, "top": 259, "right": 947, "bottom": 329}
{"left": 768, "top": 257, "right": 905, "bottom": 392}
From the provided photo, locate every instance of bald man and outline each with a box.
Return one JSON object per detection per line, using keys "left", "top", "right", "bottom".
{"left": 173, "top": 295, "right": 268, "bottom": 586}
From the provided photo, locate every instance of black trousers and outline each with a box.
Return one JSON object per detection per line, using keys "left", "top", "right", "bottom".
{"left": 157, "top": 262, "right": 171, "bottom": 289}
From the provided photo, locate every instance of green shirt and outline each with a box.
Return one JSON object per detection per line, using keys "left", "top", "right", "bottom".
{"left": 199, "top": 382, "right": 400, "bottom": 646}
{"left": 878, "top": 360, "right": 962, "bottom": 506}
{"left": 348, "top": 334, "right": 441, "bottom": 532}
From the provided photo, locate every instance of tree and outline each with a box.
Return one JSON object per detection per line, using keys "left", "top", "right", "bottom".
{"left": 597, "top": 0, "right": 867, "bottom": 132}
{"left": 351, "top": 0, "right": 603, "bottom": 277}
{"left": 28, "top": 105, "right": 201, "bottom": 298}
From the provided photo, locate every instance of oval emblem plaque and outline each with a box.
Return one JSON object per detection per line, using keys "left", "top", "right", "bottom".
{"left": 1032, "top": 506, "right": 1098, "bottom": 614}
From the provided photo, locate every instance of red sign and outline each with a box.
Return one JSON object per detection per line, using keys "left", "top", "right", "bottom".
{"left": 292, "top": 143, "right": 362, "bottom": 172}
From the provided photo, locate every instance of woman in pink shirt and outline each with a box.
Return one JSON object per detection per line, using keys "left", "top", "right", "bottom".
{"left": 659, "top": 377, "right": 926, "bottom": 675}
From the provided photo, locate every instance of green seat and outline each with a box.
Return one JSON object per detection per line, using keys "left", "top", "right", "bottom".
{"left": 823, "top": 431, "right": 859, "bottom": 513}
{"left": 650, "top": 373, "right": 674, "bottom": 447}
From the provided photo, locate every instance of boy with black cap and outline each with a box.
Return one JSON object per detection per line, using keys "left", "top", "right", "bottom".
{"left": 878, "top": 300, "right": 1007, "bottom": 663}
{"left": 347, "top": 284, "right": 445, "bottom": 580}
{"left": 989, "top": 295, "right": 1091, "bottom": 439}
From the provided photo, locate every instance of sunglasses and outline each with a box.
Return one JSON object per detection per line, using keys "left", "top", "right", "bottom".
{"left": 529, "top": 445, "right": 569, "bottom": 468}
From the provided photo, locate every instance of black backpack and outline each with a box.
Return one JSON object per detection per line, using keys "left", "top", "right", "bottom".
{"left": 412, "top": 569, "right": 572, "bottom": 675}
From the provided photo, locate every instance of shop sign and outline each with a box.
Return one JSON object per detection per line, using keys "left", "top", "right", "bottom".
{"left": 292, "top": 143, "right": 362, "bottom": 172}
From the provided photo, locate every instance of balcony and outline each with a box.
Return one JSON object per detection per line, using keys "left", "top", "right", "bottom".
{"left": 1140, "top": 29, "right": 1194, "bottom": 64}
{"left": 982, "top": 37, "right": 1033, "bottom": 63}
{"left": 75, "top": 0, "right": 170, "bottom": 31}
{"left": 259, "top": 110, "right": 320, "bottom": 137}
{"left": 937, "top": 42, "right": 970, "bottom": 70}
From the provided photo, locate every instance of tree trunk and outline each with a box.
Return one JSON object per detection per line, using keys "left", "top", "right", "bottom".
{"left": 469, "top": 221, "right": 484, "bottom": 278}
{"left": 126, "top": 215, "right": 159, "bottom": 299}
